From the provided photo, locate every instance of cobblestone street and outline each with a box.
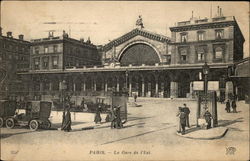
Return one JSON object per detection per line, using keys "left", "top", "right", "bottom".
{"left": 1, "top": 98, "right": 249, "bottom": 160}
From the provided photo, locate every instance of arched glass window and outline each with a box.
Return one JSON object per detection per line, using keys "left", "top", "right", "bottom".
{"left": 215, "top": 47, "right": 223, "bottom": 59}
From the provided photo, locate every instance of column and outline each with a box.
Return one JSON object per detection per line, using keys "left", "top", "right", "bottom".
{"left": 190, "top": 81, "right": 193, "bottom": 98}
{"left": 129, "top": 78, "right": 132, "bottom": 96}
{"left": 155, "top": 81, "right": 159, "bottom": 97}
{"left": 170, "top": 81, "right": 178, "bottom": 98}
{"left": 49, "top": 82, "right": 52, "bottom": 91}
{"left": 105, "top": 81, "right": 108, "bottom": 92}
{"left": 73, "top": 82, "right": 76, "bottom": 92}
{"left": 160, "top": 82, "right": 164, "bottom": 98}
{"left": 93, "top": 79, "right": 96, "bottom": 91}
{"left": 147, "top": 83, "right": 151, "bottom": 97}
{"left": 116, "top": 79, "right": 119, "bottom": 92}
{"left": 83, "top": 81, "right": 86, "bottom": 92}
{"left": 225, "top": 81, "right": 233, "bottom": 100}
{"left": 141, "top": 79, "right": 145, "bottom": 97}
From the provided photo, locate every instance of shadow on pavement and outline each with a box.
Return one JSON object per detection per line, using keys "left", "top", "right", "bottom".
{"left": 127, "top": 116, "right": 153, "bottom": 122}
{"left": 52, "top": 121, "right": 89, "bottom": 128}
{"left": 0, "top": 130, "right": 36, "bottom": 139}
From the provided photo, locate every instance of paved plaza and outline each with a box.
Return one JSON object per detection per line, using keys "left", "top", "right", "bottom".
{"left": 1, "top": 98, "right": 249, "bottom": 160}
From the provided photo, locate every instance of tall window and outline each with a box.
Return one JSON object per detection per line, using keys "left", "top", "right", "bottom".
{"left": 52, "top": 56, "right": 59, "bottom": 69}
{"left": 34, "top": 58, "right": 40, "bottom": 70}
{"left": 34, "top": 47, "right": 39, "bottom": 54}
{"left": 215, "top": 29, "right": 224, "bottom": 39}
{"left": 215, "top": 47, "right": 223, "bottom": 59}
{"left": 180, "top": 49, "right": 187, "bottom": 62}
{"left": 53, "top": 45, "right": 58, "bottom": 53}
{"left": 42, "top": 57, "right": 49, "bottom": 69}
{"left": 197, "top": 31, "right": 205, "bottom": 41}
{"left": 44, "top": 46, "right": 49, "bottom": 53}
{"left": 180, "top": 33, "right": 188, "bottom": 42}
{"left": 197, "top": 49, "right": 205, "bottom": 61}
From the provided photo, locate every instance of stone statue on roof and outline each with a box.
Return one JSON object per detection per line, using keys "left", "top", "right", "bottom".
{"left": 136, "top": 15, "right": 144, "bottom": 29}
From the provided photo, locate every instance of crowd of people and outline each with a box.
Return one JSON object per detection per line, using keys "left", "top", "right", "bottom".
{"left": 225, "top": 99, "right": 237, "bottom": 113}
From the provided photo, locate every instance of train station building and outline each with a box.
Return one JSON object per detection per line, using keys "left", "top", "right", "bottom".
{"left": 1, "top": 11, "right": 248, "bottom": 103}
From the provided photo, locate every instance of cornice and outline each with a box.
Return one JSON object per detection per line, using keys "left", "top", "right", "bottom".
{"left": 170, "top": 21, "right": 236, "bottom": 32}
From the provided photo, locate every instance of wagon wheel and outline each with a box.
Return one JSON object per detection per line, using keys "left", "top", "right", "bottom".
{"left": 46, "top": 120, "right": 51, "bottom": 129}
{"left": 0, "top": 117, "right": 3, "bottom": 128}
{"left": 6, "top": 118, "right": 15, "bottom": 129}
{"left": 29, "top": 120, "right": 39, "bottom": 131}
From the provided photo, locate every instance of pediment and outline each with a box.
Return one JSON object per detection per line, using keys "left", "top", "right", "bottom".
{"left": 103, "top": 28, "right": 171, "bottom": 51}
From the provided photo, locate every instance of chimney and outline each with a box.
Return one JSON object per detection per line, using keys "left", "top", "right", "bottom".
{"left": 80, "top": 38, "right": 84, "bottom": 43}
{"left": 0, "top": 27, "right": 2, "bottom": 36}
{"left": 19, "top": 34, "right": 24, "bottom": 40}
{"left": 220, "top": 8, "right": 223, "bottom": 16}
{"left": 7, "top": 31, "right": 12, "bottom": 38}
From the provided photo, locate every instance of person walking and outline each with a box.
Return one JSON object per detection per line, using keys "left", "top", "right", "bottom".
{"left": 231, "top": 99, "right": 237, "bottom": 113}
{"left": 61, "top": 107, "right": 72, "bottom": 132}
{"left": 94, "top": 105, "right": 102, "bottom": 124}
{"left": 134, "top": 93, "right": 138, "bottom": 102}
{"left": 182, "top": 103, "right": 190, "bottom": 128}
{"left": 111, "top": 106, "right": 123, "bottom": 129}
{"left": 179, "top": 108, "right": 186, "bottom": 135}
{"left": 204, "top": 109, "right": 212, "bottom": 129}
{"left": 176, "top": 107, "right": 182, "bottom": 133}
{"left": 225, "top": 100, "right": 231, "bottom": 113}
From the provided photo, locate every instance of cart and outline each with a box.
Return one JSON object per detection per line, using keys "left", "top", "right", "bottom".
{"left": 0, "top": 100, "right": 17, "bottom": 127}
{"left": 5, "top": 101, "right": 52, "bottom": 131}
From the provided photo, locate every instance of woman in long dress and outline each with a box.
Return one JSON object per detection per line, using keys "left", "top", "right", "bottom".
{"left": 94, "top": 105, "right": 102, "bottom": 124}
{"left": 61, "top": 107, "right": 72, "bottom": 132}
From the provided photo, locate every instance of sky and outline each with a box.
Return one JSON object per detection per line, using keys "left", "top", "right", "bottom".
{"left": 1, "top": 1, "right": 249, "bottom": 57}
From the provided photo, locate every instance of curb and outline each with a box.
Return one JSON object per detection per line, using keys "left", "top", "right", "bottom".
{"left": 176, "top": 128, "right": 228, "bottom": 140}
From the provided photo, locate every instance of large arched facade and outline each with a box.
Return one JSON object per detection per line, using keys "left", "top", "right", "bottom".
{"left": 118, "top": 42, "right": 161, "bottom": 66}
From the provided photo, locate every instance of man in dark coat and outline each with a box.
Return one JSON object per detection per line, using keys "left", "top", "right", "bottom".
{"left": 111, "top": 106, "right": 123, "bottom": 129}
{"left": 61, "top": 107, "right": 72, "bottom": 132}
{"left": 231, "top": 100, "right": 237, "bottom": 113}
{"left": 204, "top": 109, "right": 212, "bottom": 129}
{"left": 225, "top": 100, "right": 231, "bottom": 113}
{"left": 179, "top": 108, "right": 186, "bottom": 135}
{"left": 182, "top": 103, "right": 190, "bottom": 128}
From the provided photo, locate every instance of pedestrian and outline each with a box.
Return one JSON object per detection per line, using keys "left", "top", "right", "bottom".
{"left": 203, "top": 109, "right": 212, "bottom": 129}
{"left": 176, "top": 107, "right": 182, "bottom": 133}
{"left": 225, "top": 100, "right": 231, "bottom": 113}
{"left": 111, "top": 106, "right": 123, "bottom": 129}
{"left": 94, "top": 105, "right": 102, "bottom": 124}
{"left": 134, "top": 93, "right": 138, "bottom": 102}
{"left": 231, "top": 99, "right": 237, "bottom": 113}
{"left": 61, "top": 107, "right": 72, "bottom": 132}
{"left": 179, "top": 108, "right": 186, "bottom": 135}
{"left": 182, "top": 103, "right": 190, "bottom": 128}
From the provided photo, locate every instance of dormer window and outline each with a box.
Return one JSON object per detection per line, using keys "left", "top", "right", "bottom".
{"left": 215, "top": 29, "right": 224, "bottom": 39}
{"left": 215, "top": 47, "right": 223, "bottom": 59}
{"left": 197, "top": 31, "right": 205, "bottom": 41}
{"left": 180, "top": 33, "right": 188, "bottom": 42}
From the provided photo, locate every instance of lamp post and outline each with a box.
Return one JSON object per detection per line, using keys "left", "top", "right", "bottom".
{"left": 60, "top": 80, "right": 67, "bottom": 111}
{"left": 125, "top": 69, "right": 129, "bottom": 93}
{"left": 202, "top": 62, "right": 210, "bottom": 109}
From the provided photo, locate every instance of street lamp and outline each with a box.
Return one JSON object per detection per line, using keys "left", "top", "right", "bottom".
{"left": 202, "top": 62, "right": 210, "bottom": 109}
{"left": 125, "top": 69, "right": 128, "bottom": 90}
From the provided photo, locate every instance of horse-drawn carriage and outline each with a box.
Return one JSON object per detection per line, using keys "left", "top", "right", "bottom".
{"left": 5, "top": 101, "right": 52, "bottom": 130}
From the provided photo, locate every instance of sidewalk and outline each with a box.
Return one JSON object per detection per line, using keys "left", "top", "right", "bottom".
{"left": 176, "top": 126, "right": 228, "bottom": 140}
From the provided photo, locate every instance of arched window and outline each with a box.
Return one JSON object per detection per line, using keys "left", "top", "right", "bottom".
{"left": 215, "top": 47, "right": 223, "bottom": 59}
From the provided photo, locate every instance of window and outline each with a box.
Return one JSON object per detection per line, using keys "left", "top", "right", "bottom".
{"left": 197, "top": 31, "right": 205, "bottom": 41}
{"left": 34, "top": 58, "right": 40, "bottom": 70}
{"left": 42, "top": 57, "right": 49, "bottom": 69}
{"left": 165, "top": 55, "right": 171, "bottom": 64}
{"left": 180, "top": 49, "right": 187, "bottom": 61}
{"left": 215, "top": 29, "right": 224, "bottom": 39}
{"left": 180, "top": 33, "right": 188, "bottom": 42}
{"left": 52, "top": 56, "right": 59, "bottom": 69}
{"left": 197, "top": 47, "right": 205, "bottom": 61}
{"left": 35, "top": 47, "right": 39, "bottom": 54}
{"left": 44, "top": 46, "right": 49, "bottom": 53}
{"left": 215, "top": 47, "right": 223, "bottom": 59}
{"left": 53, "top": 45, "right": 58, "bottom": 53}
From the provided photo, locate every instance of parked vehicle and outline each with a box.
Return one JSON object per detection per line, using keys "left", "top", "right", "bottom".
{"left": 5, "top": 101, "right": 52, "bottom": 130}
{"left": 0, "top": 100, "right": 17, "bottom": 127}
